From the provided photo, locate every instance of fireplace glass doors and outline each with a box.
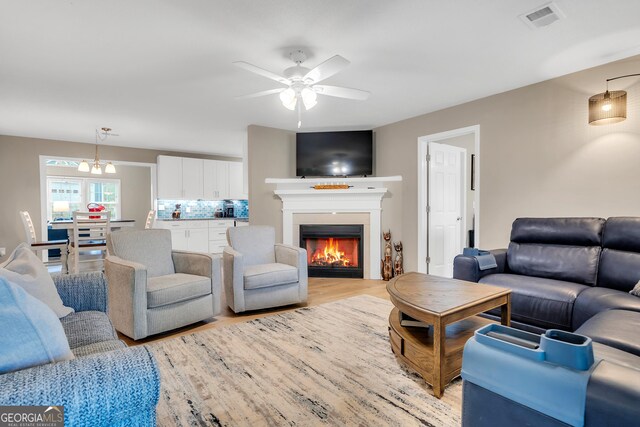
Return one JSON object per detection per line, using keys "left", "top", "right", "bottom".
{"left": 300, "top": 224, "right": 364, "bottom": 278}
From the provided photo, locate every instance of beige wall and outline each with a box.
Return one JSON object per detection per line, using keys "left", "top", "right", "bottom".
{"left": 0, "top": 134, "right": 239, "bottom": 260}
{"left": 375, "top": 55, "right": 640, "bottom": 271}
{"left": 247, "top": 55, "right": 640, "bottom": 273}
{"left": 46, "top": 164, "right": 152, "bottom": 230}
{"left": 247, "top": 125, "right": 295, "bottom": 243}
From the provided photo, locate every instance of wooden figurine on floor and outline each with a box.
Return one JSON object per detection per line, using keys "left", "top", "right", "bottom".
{"left": 394, "top": 241, "right": 404, "bottom": 277}
{"left": 381, "top": 230, "right": 393, "bottom": 281}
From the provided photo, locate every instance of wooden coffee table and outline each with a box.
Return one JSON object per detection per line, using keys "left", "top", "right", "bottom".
{"left": 387, "top": 272, "right": 511, "bottom": 398}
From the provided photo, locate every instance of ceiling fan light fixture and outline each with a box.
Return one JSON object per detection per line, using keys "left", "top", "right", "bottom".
{"left": 301, "top": 87, "right": 317, "bottom": 110}
{"left": 279, "top": 88, "right": 297, "bottom": 110}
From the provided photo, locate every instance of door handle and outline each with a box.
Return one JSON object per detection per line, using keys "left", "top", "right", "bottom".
{"left": 457, "top": 217, "right": 462, "bottom": 221}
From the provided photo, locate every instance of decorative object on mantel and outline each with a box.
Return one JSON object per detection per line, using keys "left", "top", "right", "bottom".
{"left": 312, "top": 184, "right": 351, "bottom": 190}
{"left": 589, "top": 73, "right": 640, "bottom": 125}
{"left": 394, "top": 241, "right": 404, "bottom": 276}
{"left": 234, "top": 50, "right": 370, "bottom": 129}
{"left": 78, "top": 127, "right": 117, "bottom": 175}
{"left": 381, "top": 230, "right": 393, "bottom": 281}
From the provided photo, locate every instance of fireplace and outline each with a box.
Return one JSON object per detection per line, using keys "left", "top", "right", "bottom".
{"left": 300, "top": 224, "right": 364, "bottom": 278}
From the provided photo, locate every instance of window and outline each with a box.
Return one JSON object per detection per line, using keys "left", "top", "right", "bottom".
{"left": 46, "top": 177, "right": 121, "bottom": 221}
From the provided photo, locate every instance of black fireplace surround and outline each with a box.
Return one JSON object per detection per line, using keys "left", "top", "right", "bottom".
{"left": 300, "top": 224, "right": 364, "bottom": 278}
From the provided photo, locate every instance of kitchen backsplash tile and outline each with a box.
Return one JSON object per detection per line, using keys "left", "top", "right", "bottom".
{"left": 157, "top": 199, "right": 249, "bottom": 219}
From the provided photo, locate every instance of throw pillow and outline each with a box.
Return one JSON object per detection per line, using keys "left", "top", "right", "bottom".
{"left": 0, "top": 277, "right": 74, "bottom": 374}
{"left": 630, "top": 280, "right": 640, "bottom": 297}
{"left": 0, "top": 243, "right": 74, "bottom": 318}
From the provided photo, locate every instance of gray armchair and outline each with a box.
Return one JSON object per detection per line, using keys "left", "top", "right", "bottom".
{"left": 223, "top": 225, "right": 308, "bottom": 313}
{"left": 104, "top": 229, "right": 221, "bottom": 340}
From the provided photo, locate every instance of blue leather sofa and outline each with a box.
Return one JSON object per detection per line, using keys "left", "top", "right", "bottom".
{"left": 0, "top": 272, "right": 160, "bottom": 426}
{"left": 454, "top": 217, "right": 640, "bottom": 426}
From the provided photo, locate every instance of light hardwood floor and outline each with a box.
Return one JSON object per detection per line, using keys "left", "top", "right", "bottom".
{"left": 120, "top": 278, "right": 391, "bottom": 346}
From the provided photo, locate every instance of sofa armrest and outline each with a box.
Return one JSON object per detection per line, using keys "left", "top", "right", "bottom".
{"left": 0, "top": 346, "right": 160, "bottom": 426}
{"left": 104, "top": 256, "right": 148, "bottom": 340}
{"left": 53, "top": 272, "right": 108, "bottom": 313}
{"left": 586, "top": 360, "right": 640, "bottom": 426}
{"left": 453, "top": 249, "right": 507, "bottom": 283}
{"left": 275, "top": 243, "right": 306, "bottom": 268}
{"left": 223, "top": 247, "right": 245, "bottom": 313}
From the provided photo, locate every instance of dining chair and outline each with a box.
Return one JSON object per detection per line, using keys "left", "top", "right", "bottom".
{"left": 144, "top": 210, "right": 156, "bottom": 229}
{"left": 19, "top": 211, "right": 69, "bottom": 273}
{"left": 68, "top": 211, "right": 111, "bottom": 274}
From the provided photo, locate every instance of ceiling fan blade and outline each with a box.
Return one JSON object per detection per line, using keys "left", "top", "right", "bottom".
{"left": 233, "top": 61, "right": 291, "bottom": 85}
{"left": 303, "top": 55, "right": 350, "bottom": 84}
{"left": 235, "top": 88, "right": 285, "bottom": 100}
{"left": 313, "top": 85, "right": 370, "bottom": 100}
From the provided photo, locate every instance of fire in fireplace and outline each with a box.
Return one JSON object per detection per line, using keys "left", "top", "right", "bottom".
{"left": 308, "top": 237, "right": 359, "bottom": 268}
{"left": 300, "top": 224, "right": 364, "bottom": 278}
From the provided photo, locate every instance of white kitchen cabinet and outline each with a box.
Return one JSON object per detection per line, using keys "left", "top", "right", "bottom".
{"left": 157, "top": 155, "right": 183, "bottom": 199}
{"left": 158, "top": 155, "right": 246, "bottom": 201}
{"left": 182, "top": 157, "right": 204, "bottom": 200}
{"left": 170, "top": 229, "right": 189, "bottom": 251}
{"left": 203, "top": 160, "right": 229, "bottom": 200}
{"left": 228, "top": 161, "right": 247, "bottom": 199}
{"left": 157, "top": 155, "right": 204, "bottom": 199}
{"left": 156, "top": 220, "right": 209, "bottom": 252}
{"left": 208, "top": 220, "right": 234, "bottom": 253}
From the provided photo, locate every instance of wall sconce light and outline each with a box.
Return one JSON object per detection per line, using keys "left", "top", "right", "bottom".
{"left": 589, "top": 73, "right": 640, "bottom": 125}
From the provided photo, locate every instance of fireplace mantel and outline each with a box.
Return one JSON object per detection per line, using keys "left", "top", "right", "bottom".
{"left": 267, "top": 176, "right": 402, "bottom": 279}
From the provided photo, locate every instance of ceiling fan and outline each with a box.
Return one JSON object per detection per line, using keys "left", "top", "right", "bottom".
{"left": 234, "top": 50, "right": 370, "bottom": 128}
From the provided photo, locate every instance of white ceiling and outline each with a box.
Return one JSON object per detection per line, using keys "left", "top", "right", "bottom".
{"left": 1, "top": 0, "right": 640, "bottom": 157}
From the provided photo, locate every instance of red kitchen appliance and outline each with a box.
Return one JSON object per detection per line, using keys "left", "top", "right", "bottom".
{"left": 87, "top": 203, "right": 106, "bottom": 218}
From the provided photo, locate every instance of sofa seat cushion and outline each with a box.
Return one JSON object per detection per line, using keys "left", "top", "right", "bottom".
{"left": 60, "top": 311, "right": 118, "bottom": 349}
{"left": 575, "top": 310, "right": 640, "bottom": 357}
{"left": 147, "top": 273, "right": 211, "bottom": 309}
{"left": 479, "top": 273, "right": 588, "bottom": 330}
{"left": 572, "top": 287, "right": 640, "bottom": 329}
{"left": 244, "top": 263, "right": 298, "bottom": 290}
{"left": 72, "top": 339, "right": 126, "bottom": 358}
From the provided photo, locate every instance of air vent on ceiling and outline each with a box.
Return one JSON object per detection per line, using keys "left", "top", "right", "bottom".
{"left": 519, "top": 2, "right": 565, "bottom": 29}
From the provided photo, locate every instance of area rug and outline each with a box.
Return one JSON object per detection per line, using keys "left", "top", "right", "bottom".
{"left": 149, "top": 295, "right": 462, "bottom": 426}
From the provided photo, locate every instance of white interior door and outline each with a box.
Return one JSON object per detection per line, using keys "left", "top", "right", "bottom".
{"left": 428, "top": 142, "right": 466, "bottom": 277}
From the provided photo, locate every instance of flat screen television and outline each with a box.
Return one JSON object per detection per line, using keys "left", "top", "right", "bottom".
{"left": 296, "top": 130, "right": 373, "bottom": 177}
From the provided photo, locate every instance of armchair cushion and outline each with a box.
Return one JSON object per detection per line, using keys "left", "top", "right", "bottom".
{"left": 107, "top": 229, "right": 175, "bottom": 277}
{"left": 227, "top": 225, "right": 276, "bottom": 266}
{"left": 244, "top": 263, "right": 298, "bottom": 290}
{"left": 147, "top": 273, "right": 212, "bottom": 308}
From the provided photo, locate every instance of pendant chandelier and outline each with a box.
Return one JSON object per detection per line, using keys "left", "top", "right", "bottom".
{"left": 78, "top": 127, "right": 116, "bottom": 174}
{"left": 588, "top": 73, "right": 640, "bottom": 125}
